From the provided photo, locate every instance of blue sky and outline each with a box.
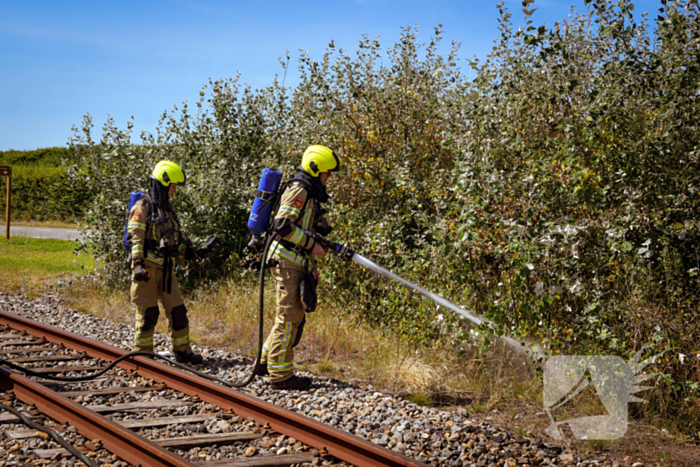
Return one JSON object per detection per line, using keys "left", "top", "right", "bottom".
{"left": 1, "top": 0, "right": 661, "bottom": 150}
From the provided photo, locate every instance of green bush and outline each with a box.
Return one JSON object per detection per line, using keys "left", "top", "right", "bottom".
{"left": 0, "top": 147, "right": 75, "bottom": 167}
{"left": 69, "top": 0, "right": 700, "bottom": 437}
{"left": 451, "top": 0, "right": 700, "bottom": 432}
{"left": 0, "top": 148, "right": 89, "bottom": 222}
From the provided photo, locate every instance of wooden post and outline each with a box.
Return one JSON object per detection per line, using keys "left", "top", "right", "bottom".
{"left": 0, "top": 166, "right": 10, "bottom": 240}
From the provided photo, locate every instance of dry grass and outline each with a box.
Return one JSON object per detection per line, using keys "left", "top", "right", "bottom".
{"left": 0, "top": 269, "right": 51, "bottom": 298}
{"left": 62, "top": 273, "right": 543, "bottom": 408}
{"left": 185, "top": 275, "right": 277, "bottom": 355}
{"left": 64, "top": 281, "right": 132, "bottom": 326}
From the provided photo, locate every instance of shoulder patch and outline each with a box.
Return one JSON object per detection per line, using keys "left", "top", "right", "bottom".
{"left": 133, "top": 212, "right": 142, "bottom": 221}
{"left": 295, "top": 197, "right": 304, "bottom": 208}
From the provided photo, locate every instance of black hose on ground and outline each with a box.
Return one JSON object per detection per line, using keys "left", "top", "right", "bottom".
{"left": 0, "top": 351, "right": 226, "bottom": 385}
{"left": 0, "top": 402, "right": 99, "bottom": 467}
{"left": 226, "top": 231, "right": 274, "bottom": 388}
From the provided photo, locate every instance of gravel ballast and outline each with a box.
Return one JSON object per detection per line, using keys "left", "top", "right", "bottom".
{"left": 0, "top": 291, "right": 628, "bottom": 467}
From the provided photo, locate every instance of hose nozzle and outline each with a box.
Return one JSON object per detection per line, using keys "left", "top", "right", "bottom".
{"left": 329, "top": 241, "right": 355, "bottom": 261}
{"left": 304, "top": 231, "right": 355, "bottom": 261}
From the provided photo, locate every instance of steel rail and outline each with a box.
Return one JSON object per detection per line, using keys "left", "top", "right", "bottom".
{"left": 0, "top": 310, "right": 425, "bottom": 467}
{"left": 0, "top": 365, "right": 196, "bottom": 467}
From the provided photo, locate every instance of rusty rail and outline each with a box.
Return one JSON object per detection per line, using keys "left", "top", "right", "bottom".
{"left": 0, "top": 365, "right": 196, "bottom": 467}
{"left": 0, "top": 310, "right": 424, "bottom": 467}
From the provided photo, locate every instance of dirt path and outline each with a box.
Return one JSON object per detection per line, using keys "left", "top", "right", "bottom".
{"left": 0, "top": 225, "right": 80, "bottom": 241}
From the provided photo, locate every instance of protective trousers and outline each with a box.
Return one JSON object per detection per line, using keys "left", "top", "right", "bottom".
{"left": 260, "top": 267, "right": 306, "bottom": 383}
{"left": 130, "top": 267, "right": 192, "bottom": 353}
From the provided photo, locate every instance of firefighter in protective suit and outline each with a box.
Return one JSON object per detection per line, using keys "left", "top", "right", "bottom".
{"left": 127, "top": 161, "right": 214, "bottom": 364}
{"left": 256, "top": 145, "right": 340, "bottom": 390}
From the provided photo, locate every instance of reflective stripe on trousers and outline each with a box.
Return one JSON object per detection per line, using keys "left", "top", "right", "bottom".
{"left": 131, "top": 267, "right": 191, "bottom": 353}
{"left": 259, "top": 267, "right": 305, "bottom": 383}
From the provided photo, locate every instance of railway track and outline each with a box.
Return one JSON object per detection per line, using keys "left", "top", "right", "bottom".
{"left": 0, "top": 309, "right": 424, "bottom": 467}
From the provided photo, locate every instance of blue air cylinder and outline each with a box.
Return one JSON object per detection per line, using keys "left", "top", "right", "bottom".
{"left": 123, "top": 191, "right": 147, "bottom": 250}
{"left": 247, "top": 168, "right": 282, "bottom": 236}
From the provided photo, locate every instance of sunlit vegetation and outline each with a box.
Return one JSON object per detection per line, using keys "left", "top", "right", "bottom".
{"left": 54, "top": 0, "right": 700, "bottom": 439}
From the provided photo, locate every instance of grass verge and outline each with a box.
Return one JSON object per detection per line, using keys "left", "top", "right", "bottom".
{"left": 0, "top": 236, "right": 93, "bottom": 296}
{"left": 62, "top": 270, "right": 541, "bottom": 402}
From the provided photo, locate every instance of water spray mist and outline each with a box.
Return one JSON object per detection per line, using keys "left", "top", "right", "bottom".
{"left": 312, "top": 233, "right": 539, "bottom": 357}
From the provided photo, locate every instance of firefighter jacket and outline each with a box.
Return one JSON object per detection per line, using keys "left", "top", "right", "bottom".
{"left": 270, "top": 179, "right": 330, "bottom": 272}
{"left": 127, "top": 196, "right": 186, "bottom": 269}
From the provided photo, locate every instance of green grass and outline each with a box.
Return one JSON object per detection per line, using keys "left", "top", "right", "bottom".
{"left": 316, "top": 360, "right": 337, "bottom": 374}
{"left": 0, "top": 237, "right": 93, "bottom": 293}
{"left": 406, "top": 391, "right": 432, "bottom": 407}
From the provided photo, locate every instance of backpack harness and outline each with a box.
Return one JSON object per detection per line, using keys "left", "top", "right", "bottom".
{"left": 124, "top": 192, "right": 183, "bottom": 293}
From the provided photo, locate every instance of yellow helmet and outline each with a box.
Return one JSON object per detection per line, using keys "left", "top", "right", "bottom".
{"left": 151, "top": 160, "right": 186, "bottom": 187}
{"left": 301, "top": 145, "right": 340, "bottom": 177}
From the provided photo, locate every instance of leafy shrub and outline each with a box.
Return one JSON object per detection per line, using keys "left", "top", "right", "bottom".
{"left": 67, "top": 82, "right": 289, "bottom": 287}
{"left": 0, "top": 147, "right": 75, "bottom": 166}
{"left": 451, "top": 0, "right": 700, "bottom": 433}
{"left": 69, "top": 0, "right": 700, "bottom": 437}
{"left": 0, "top": 148, "right": 89, "bottom": 222}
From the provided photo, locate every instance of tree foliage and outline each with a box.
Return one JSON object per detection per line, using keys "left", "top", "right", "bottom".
{"left": 68, "top": 0, "right": 700, "bottom": 437}
{"left": 456, "top": 0, "right": 700, "bottom": 432}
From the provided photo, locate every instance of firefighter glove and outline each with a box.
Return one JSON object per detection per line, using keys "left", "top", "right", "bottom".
{"left": 194, "top": 236, "right": 220, "bottom": 259}
{"left": 133, "top": 263, "right": 150, "bottom": 282}
{"left": 185, "top": 246, "right": 198, "bottom": 260}
{"left": 204, "top": 235, "right": 221, "bottom": 250}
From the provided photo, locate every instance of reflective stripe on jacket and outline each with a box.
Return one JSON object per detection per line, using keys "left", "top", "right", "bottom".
{"left": 270, "top": 182, "right": 317, "bottom": 271}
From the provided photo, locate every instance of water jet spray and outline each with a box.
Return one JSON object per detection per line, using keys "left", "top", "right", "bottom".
{"left": 311, "top": 233, "right": 541, "bottom": 357}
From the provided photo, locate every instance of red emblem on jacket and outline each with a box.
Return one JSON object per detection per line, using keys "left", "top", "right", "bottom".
{"left": 295, "top": 198, "right": 304, "bottom": 208}
{"left": 133, "top": 212, "right": 142, "bottom": 221}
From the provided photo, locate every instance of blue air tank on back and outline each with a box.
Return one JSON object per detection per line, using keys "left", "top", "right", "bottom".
{"left": 247, "top": 168, "right": 282, "bottom": 236}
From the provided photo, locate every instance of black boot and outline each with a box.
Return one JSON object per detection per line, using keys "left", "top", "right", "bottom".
{"left": 253, "top": 363, "right": 269, "bottom": 376}
{"left": 174, "top": 351, "right": 203, "bottom": 364}
{"left": 271, "top": 376, "right": 312, "bottom": 390}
